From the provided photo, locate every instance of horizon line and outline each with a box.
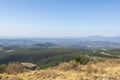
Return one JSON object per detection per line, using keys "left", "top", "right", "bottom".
{"left": 0, "top": 35, "right": 120, "bottom": 39}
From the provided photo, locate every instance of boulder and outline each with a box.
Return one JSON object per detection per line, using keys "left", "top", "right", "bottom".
{"left": 21, "top": 62, "right": 37, "bottom": 70}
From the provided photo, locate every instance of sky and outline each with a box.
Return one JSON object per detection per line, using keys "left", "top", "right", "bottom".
{"left": 0, "top": 0, "right": 120, "bottom": 38}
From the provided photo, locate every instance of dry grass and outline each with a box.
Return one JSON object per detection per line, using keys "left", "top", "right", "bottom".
{"left": 0, "top": 59, "right": 120, "bottom": 80}
{"left": 8, "top": 76, "right": 23, "bottom": 80}
{"left": 5, "top": 63, "right": 26, "bottom": 74}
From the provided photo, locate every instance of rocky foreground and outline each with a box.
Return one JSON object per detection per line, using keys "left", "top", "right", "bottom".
{"left": 0, "top": 59, "right": 120, "bottom": 80}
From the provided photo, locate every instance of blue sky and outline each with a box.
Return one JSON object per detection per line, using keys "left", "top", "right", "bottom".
{"left": 0, "top": 0, "right": 120, "bottom": 37}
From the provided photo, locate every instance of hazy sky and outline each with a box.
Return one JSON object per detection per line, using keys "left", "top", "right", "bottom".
{"left": 0, "top": 0, "right": 120, "bottom": 37}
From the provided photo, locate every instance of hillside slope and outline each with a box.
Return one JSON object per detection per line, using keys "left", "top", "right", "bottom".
{"left": 0, "top": 59, "right": 120, "bottom": 80}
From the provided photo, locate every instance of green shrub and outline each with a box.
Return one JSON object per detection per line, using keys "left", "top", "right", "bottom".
{"left": 0, "top": 64, "right": 6, "bottom": 73}
{"left": 75, "top": 55, "right": 91, "bottom": 65}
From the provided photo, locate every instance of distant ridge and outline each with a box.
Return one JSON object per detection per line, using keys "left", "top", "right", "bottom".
{"left": 1, "top": 35, "right": 120, "bottom": 42}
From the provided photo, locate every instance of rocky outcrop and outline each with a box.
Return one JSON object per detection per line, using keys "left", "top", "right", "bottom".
{"left": 21, "top": 63, "right": 37, "bottom": 70}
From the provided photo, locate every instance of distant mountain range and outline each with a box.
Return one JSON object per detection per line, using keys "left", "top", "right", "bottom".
{"left": 79, "top": 36, "right": 120, "bottom": 42}
{"left": 1, "top": 35, "right": 120, "bottom": 42}
{"left": 1, "top": 36, "right": 120, "bottom": 49}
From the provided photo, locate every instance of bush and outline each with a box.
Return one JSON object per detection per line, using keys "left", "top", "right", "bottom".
{"left": 57, "top": 61, "right": 80, "bottom": 71}
{"left": 5, "top": 63, "right": 25, "bottom": 74}
{"left": 0, "top": 64, "right": 6, "bottom": 73}
{"left": 75, "top": 55, "right": 91, "bottom": 65}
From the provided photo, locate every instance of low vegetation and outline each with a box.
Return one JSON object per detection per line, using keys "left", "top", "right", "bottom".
{"left": 0, "top": 48, "right": 119, "bottom": 69}
{"left": 0, "top": 64, "right": 6, "bottom": 73}
{"left": 0, "top": 46, "right": 119, "bottom": 80}
{"left": 0, "top": 59, "right": 119, "bottom": 80}
{"left": 5, "top": 63, "right": 25, "bottom": 74}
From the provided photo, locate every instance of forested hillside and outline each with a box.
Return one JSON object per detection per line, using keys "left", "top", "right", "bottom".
{"left": 0, "top": 46, "right": 120, "bottom": 69}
